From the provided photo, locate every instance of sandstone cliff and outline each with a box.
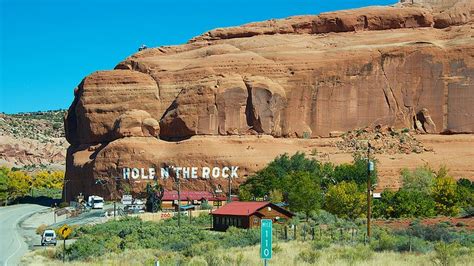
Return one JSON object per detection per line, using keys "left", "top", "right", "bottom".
{"left": 64, "top": 1, "right": 474, "bottom": 200}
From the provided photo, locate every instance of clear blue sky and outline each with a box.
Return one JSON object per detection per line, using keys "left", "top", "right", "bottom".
{"left": 0, "top": 0, "right": 397, "bottom": 114}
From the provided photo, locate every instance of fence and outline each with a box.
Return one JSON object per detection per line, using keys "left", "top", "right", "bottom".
{"left": 272, "top": 224, "right": 370, "bottom": 245}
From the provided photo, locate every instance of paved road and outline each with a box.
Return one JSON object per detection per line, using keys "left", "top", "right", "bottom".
{"left": 0, "top": 204, "right": 47, "bottom": 266}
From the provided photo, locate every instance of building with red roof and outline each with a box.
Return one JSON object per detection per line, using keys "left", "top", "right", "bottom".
{"left": 161, "top": 190, "right": 236, "bottom": 210}
{"left": 162, "top": 190, "right": 213, "bottom": 201}
{"left": 211, "top": 201, "right": 293, "bottom": 231}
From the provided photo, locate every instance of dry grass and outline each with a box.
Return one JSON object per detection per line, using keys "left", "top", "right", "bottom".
{"left": 21, "top": 241, "right": 474, "bottom": 266}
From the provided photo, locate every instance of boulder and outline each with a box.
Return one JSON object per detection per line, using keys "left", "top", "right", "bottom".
{"left": 113, "top": 110, "right": 160, "bottom": 138}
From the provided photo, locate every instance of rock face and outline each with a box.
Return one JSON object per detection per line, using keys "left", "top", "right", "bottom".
{"left": 0, "top": 111, "right": 68, "bottom": 170}
{"left": 64, "top": 1, "right": 474, "bottom": 200}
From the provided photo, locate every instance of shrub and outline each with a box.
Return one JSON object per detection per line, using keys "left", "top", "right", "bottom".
{"left": 297, "top": 248, "right": 321, "bottom": 264}
{"left": 36, "top": 224, "right": 48, "bottom": 235}
{"left": 65, "top": 234, "right": 106, "bottom": 260}
{"left": 187, "top": 256, "right": 208, "bottom": 266}
{"left": 272, "top": 244, "right": 282, "bottom": 253}
{"left": 312, "top": 239, "right": 331, "bottom": 250}
{"left": 431, "top": 242, "right": 460, "bottom": 266}
{"left": 311, "top": 210, "right": 338, "bottom": 224}
{"left": 221, "top": 227, "right": 259, "bottom": 248}
{"left": 460, "top": 206, "right": 474, "bottom": 218}
{"left": 335, "top": 244, "right": 373, "bottom": 264}
{"left": 200, "top": 200, "right": 212, "bottom": 210}
{"left": 371, "top": 230, "right": 397, "bottom": 251}
{"left": 204, "top": 253, "right": 224, "bottom": 266}
{"left": 400, "top": 223, "right": 454, "bottom": 243}
{"left": 396, "top": 235, "right": 432, "bottom": 253}
{"left": 185, "top": 241, "right": 218, "bottom": 257}
{"left": 235, "top": 253, "right": 245, "bottom": 266}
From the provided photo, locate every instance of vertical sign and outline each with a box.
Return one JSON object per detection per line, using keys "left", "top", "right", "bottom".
{"left": 260, "top": 219, "right": 272, "bottom": 261}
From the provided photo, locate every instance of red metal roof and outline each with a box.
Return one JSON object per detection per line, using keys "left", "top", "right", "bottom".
{"left": 212, "top": 201, "right": 269, "bottom": 216}
{"left": 162, "top": 190, "right": 213, "bottom": 201}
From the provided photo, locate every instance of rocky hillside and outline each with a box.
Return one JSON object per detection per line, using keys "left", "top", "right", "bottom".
{"left": 64, "top": 1, "right": 474, "bottom": 200}
{"left": 0, "top": 110, "right": 68, "bottom": 170}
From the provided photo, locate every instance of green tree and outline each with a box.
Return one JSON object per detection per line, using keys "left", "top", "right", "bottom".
{"left": 331, "top": 156, "right": 377, "bottom": 188}
{"left": 393, "top": 189, "right": 436, "bottom": 218}
{"left": 401, "top": 166, "right": 434, "bottom": 194}
{"left": 242, "top": 152, "right": 324, "bottom": 197}
{"left": 324, "top": 181, "right": 366, "bottom": 220}
{"left": 269, "top": 189, "right": 283, "bottom": 203}
{"left": 456, "top": 179, "right": 474, "bottom": 209}
{"left": 238, "top": 186, "right": 252, "bottom": 201}
{"left": 432, "top": 176, "right": 460, "bottom": 216}
{"left": 286, "top": 171, "right": 322, "bottom": 220}
{"left": 372, "top": 190, "right": 397, "bottom": 218}
{"left": 373, "top": 188, "right": 435, "bottom": 218}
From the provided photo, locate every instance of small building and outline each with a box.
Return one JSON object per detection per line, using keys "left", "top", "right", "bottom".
{"left": 211, "top": 201, "right": 294, "bottom": 231}
{"left": 161, "top": 190, "right": 213, "bottom": 210}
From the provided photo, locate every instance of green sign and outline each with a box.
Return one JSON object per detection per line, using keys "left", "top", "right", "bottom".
{"left": 260, "top": 219, "right": 272, "bottom": 259}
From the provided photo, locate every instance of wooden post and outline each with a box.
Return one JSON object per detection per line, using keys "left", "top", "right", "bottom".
{"left": 293, "top": 225, "right": 297, "bottom": 240}
{"left": 303, "top": 225, "right": 306, "bottom": 241}
{"left": 63, "top": 238, "right": 66, "bottom": 262}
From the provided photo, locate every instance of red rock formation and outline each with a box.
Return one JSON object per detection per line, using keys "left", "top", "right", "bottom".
{"left": 64, "top": 2, "right": 474, "bottom": 200}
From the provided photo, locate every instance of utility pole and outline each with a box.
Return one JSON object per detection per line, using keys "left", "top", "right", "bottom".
{"left": 63, "top": 179, "right": 70, "bottom": 203}
{"left": 227, "top": 175, "right": 232, "bottom": 203}
{"left": 366, "top": 142, "right": 372, "bottom": 242}
{"left": 177, "top": 176, "right": 181, "bottom": 228}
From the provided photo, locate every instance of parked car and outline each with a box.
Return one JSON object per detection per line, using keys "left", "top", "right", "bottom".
{"left": 41, "top": 229, "right": 57, "bottom": 246}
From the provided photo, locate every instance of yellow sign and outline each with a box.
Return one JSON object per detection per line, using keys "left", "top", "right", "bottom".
{"left": 58, "top": 224, "right": 72, "bottom": 239}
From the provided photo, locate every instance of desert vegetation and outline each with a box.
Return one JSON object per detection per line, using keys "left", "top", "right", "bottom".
{"left": 29, "top": 210, "right": 473, "bottom": 265}
{"left": 26, "top": 153, "right": 473, "bottom": 265}
{"left": 0, "top": 110, "right": 66, "bottom": 142}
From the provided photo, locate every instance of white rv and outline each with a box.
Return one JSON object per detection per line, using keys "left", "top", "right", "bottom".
{"left": 87, "top": 195, "right": 104, "bottom": 209}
